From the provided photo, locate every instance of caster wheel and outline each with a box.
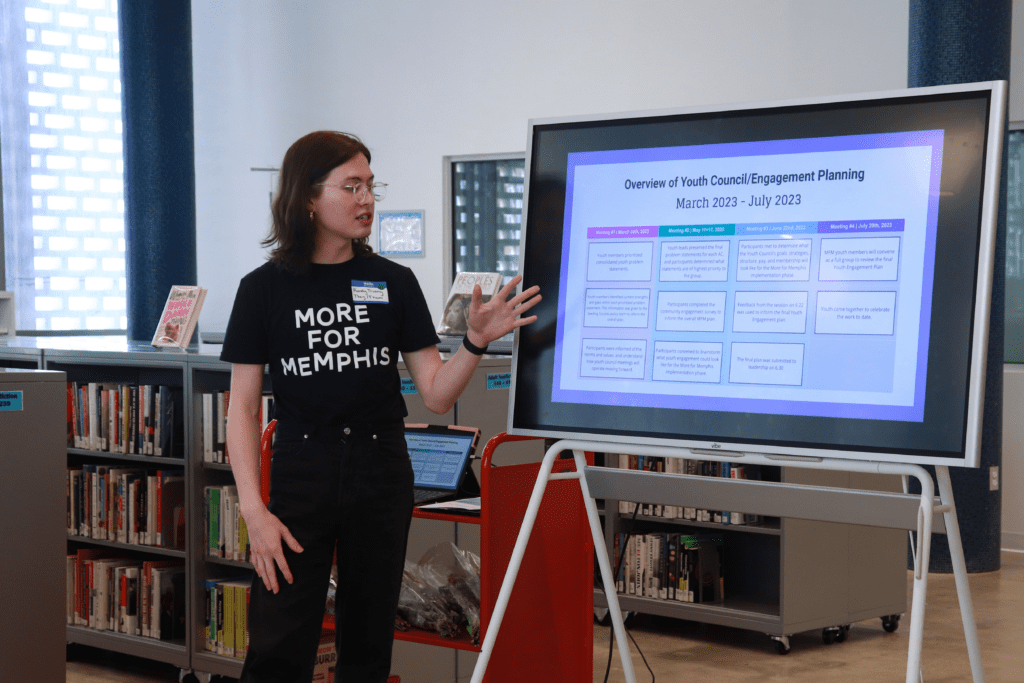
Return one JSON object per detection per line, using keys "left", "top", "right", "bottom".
{"left": 771, "top": 635, "right": 791, "bottom": 655}
{"left": 882, "top": 615, "right": 901, "bottom": 633}
{"left": 822, "top": 628, "right": 837, "bottom": 645}
{"left": 836, "top": 625, "right": 851, "bottom": 643}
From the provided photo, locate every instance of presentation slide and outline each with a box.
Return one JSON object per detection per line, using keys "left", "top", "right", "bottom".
{"left": 551, "top": 130, "right": 942, "bottom": 421}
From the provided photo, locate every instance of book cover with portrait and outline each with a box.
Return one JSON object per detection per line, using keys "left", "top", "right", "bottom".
{"left": 152, "top": 285, "right": 207, "bottom": 348}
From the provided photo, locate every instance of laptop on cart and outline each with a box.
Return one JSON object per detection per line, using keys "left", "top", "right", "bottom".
{"left": 404, "top": 423, "right": 481, "bottom": 505}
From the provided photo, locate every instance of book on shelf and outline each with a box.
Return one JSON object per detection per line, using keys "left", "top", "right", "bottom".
{"left": 202, "top": 390, "right": 273, "bottom": 464}
{"left": 152, "top": 284, "right": 207, "bottom": 348}
{"left": 66, "top": 382, "right": 183, "bottom": 458}
{"left": 205, "top": 579, "right": 250, "bottom": 658}
{"left": 152, "top": 565, "right": 186, "bottom": 640}
{"left": 68, "top": 467, "right": 185, "bottom": 549}
{"left": 205, "top": 485, "right": 249, "bottom": 561}
{"left": 615, "top": 532, "right": 723, "bottom": 604}
{"left": 69, "top": 549, "right": 184, "bottom": 637}
{"left": 612, "top": 453, "right": 762, "bottom": 526}
{"left": 140, "top": 560, "right": 181, "bottom": 638}
{"left": 436, "top": 272, "right": 502, "bottom": 336}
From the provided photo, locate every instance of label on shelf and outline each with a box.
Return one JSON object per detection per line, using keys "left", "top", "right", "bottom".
{"left": 486, "top": 373, "right": 511, "bottom": 390}
{"left": 0, "top": 390, "right": 23, "bottom": 411}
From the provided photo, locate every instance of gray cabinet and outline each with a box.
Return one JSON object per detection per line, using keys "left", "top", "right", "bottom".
{"left": 596, "top": 463, "right": 906, "bottom": 652}
{"left": 0, "top": 368, "right": 67, "bottom": 683}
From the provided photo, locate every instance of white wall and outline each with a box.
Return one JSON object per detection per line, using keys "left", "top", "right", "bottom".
{"left": 191, "top": 0, "right": 1024, "bottom": 551}
{"left": 191, "top": 0, "right": 910, "bottom": 328}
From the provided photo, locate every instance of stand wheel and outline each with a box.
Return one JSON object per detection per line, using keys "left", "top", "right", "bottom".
{"left": 822, "top": 627, "right": 838, "bottom": 644}
{"left": 771, "top": 635, "right": 791, "bottom": 655}
{"left": 836, "top": 625, "right": 851, "bottom": 642}
{"left": 881, "top": 615, "right": 901, "bottom": 633}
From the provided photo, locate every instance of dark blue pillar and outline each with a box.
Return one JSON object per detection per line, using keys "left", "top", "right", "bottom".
{"left": 908, "top": 0, "right": 1011, "bottom": 573}
{"left": 119, "top": 1, "right": 197, "bottom": 342}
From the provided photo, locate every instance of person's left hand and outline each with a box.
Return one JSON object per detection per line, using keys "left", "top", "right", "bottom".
{"left": 465, "top": 275, "right": 541, "bottom": 347}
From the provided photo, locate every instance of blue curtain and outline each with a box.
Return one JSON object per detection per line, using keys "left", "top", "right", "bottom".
{"left": 119, "top": 1, "right": 197, "bottom": 342}
{"left": 908, "top": 0, "right": 1012, "bottom": 573}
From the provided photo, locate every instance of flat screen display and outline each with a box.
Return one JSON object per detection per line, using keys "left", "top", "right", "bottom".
{"left": 509, "top": 83, "right": 1006, "bottom": 467}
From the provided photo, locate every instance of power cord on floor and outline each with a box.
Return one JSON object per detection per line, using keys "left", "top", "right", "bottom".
{"left": 600, "top": 501, "right": 655, "bottom": 683}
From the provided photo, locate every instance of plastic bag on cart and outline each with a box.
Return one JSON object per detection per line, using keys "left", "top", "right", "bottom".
{"left": 415, "top": 542, "right": 482, "bottom": 645}
{"left": 325, "top": 565, "right": 338, "bottom": 615}
{"left": 396, "top": 560, "right": 461, "bottom": 638}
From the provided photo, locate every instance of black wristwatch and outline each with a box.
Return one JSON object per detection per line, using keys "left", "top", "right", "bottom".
{"left": 462, "top": 335, "right": 487, "bottom": 355}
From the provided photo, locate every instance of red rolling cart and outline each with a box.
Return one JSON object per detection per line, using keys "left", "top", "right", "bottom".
{"left": 259, "top": 425, "right": 594, "bottom": 682}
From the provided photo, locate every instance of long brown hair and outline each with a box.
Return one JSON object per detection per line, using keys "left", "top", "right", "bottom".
{"left": 263, "top": 131, "right": 375, "bottom": 273}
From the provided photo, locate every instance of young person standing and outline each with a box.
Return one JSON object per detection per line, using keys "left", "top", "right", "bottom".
{"left": 221, "top": 131, "right": 540, "bottom": 682}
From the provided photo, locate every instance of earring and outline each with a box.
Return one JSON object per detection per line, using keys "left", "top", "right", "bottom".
{"left": 309, "top": 210, "right": 315, "bottom": 222}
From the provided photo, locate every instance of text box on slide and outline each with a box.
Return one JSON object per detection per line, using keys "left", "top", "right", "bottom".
{"left": 729, "top": 342, "right": 805, "bottom": 386}
{"left": 659, "top": 240, "right": 730, "bottom": 282}
{"left": 732, "top": 291, "right": 808, "bottom": 334}
{"left": 587, "top": 241, "right": 654, "bottom": 281}
{"left": 818, "top": 237, "right": 901, "bottom": 281}
{"left": 815, "top": 291, "right": 897, "bottom": 335}
{"left": 656, "top": 291, "right": 727, "bottom": 332}
{"left": 585, "top": 288, "right": 651, "bottom": 328}
{"left": 580, "top": 339, "right": 648, "bottom": 379}
{"left": 653, "top": 341, "right": 723, "bottom": 383}
{"left": 736, "top": 238, "right": 812, "bottom": 282}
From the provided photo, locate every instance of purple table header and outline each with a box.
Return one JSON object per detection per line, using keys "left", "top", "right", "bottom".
{"left": 587, "top": 226, "right": 658, "bottom": 239}
{"left": 818, "top": 219, "right": 905, "bottom": 233}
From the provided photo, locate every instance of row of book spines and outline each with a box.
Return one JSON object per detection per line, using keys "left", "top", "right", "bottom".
{"left": 613, "top": 455, "right": 762, "bottom": 525}
{"left": 205, "top": 485, "right": 249, "bottom": 562}
{"left": 201, "top": 391, "right": 275, "bottom": 464}
{"left": 68, "top": 466, "right": 185, "bottom": 548}
{"left": 206, "top": 579, "right": 250, "bottom": 659}
{"left": 67, "top": 382, "right": 181, "bottom": 457}
{"left": 67, "top": 550, "right": 184, "bottom": 641}
{"left": 613, "top": 532, "right": 723, "bottom": 604}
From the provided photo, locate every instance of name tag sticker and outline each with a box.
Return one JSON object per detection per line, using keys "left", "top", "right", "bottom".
{"left": 486, "top": 373, "right": 511, "bottom": 390}
{"left": 351, "top": 280, "right": 389, "bottom": 303}
{"left": 0, "top": 391, "right": 24, "bottom": 411}
{"left": 400, "top": 378, "right": 418, "bottom": 395}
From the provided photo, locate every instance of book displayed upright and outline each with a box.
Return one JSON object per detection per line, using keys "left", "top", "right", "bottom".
{"left": 436, "top": 272, "right": 502, "bottom": 336}
{"left": 152, "top": 285, "right": 207, "bottom": 348}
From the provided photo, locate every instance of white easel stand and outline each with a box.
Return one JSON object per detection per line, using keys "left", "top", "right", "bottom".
{"left": 469, "top": 440, "right": 985, "bottom": 683}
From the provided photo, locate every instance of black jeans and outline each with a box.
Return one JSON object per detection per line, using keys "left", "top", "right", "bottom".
{"left": 239, "top": 420, "right": 415, "bottom": 683}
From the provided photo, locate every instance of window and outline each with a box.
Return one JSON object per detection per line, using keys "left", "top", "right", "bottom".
{"left": 1006, "top": 124, "right": 1024, "bottom": 362}
{"left": 444, "top": 153, "right": 525, "bottom": 290}
{"left": 1, "top": 0, "right": 126, "bottom": 333}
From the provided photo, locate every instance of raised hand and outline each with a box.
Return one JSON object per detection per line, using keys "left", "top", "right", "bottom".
{"left": 465, "top": 275, "right": 541, "bottom": 346}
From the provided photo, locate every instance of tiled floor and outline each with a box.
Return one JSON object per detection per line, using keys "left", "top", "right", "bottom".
{"left": 68, "top": 551, "right": 1023, "bottom": 682}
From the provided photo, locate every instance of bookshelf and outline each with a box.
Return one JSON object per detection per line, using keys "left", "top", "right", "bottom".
{"left": 595, "top": 461, "right": 907, "bottom": 654}
{"left": 0, "top": 337, "right": 909, "bottom": 677}
{"left": 45, "top": 341, "right": 192, "bottom": 669}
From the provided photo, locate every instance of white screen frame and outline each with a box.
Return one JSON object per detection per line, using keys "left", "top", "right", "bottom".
{"left": 508, "top": 81, "right": 1007, "bottom": 469}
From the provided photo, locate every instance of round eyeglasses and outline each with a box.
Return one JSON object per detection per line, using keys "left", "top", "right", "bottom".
{"left": 319, "top": 181, "right": 388, "bottom": 202}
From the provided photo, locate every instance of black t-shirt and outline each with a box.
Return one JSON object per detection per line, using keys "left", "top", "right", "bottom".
{"left": 220, "top": 256, "right": 440, "bottom": 426}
